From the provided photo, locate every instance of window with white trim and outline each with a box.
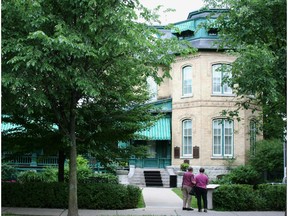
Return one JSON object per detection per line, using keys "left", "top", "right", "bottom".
{"left": 212, "top": 119, "right": 233, "bottom": 157}
{"left": 182, "top": 66, "right": 192, "bottom": 96}
{"left": 182, "top": 119, "right": 192, "bottom": 157}
{"left": 212, "top": 64, "right": 232, "bottom": 95}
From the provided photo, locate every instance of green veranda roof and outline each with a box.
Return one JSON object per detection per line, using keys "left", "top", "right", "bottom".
{"left": 136, "top": 117, "right": 171, "bottom": 140}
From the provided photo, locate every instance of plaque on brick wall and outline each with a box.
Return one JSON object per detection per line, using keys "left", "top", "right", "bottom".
{"left": 174, "top": 147, "right": 180, "bottom": 159}
{"left": 184, "top": 159, "right": 189, "bottom": 164}
{"left": 193, "top": 146, "right": 199, "bottom": 158}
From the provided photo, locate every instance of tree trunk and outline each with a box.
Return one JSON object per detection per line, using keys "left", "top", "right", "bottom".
{"left": 68, "top": 111, "right": 78, "bottom": 216}
{"left": 58, "top": 150, "right": 66, "bottom": 182}
{"left": 68, "top": 143, "right": 78, "bottom": 216}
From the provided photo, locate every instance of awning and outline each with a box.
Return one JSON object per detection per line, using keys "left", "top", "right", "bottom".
{"left": 136, "top": 117, "right": 171, "bottom": 140}
{"left": 1, "top": 122, "right": 23, "bottom": 133}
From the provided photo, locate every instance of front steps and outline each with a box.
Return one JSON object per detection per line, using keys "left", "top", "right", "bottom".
{"left": 128, "top": 168, "right": 171, "bottom": 187}
{"left": 144, "top": 170, "right": 163, "bottom": 187}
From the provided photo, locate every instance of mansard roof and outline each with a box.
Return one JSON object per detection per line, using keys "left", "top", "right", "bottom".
{"left": 157, "top": 9, "right": 228, "bottom": 50}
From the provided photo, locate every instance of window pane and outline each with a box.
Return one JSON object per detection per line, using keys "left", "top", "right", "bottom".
{"left": 183, "top": 66, "right": 192, "bottom": 95}
{"left": 183, "top": 120, "right": 192, "bottom": 156}
{"left": 213, "top": 119, "right": 234, "bottom": 156}
{"left": 213, "top": 64, "right": 232, "bottom": 94}
{"left": 213, "top": 120, "right": 222, "bottom": 156}
{"left": 224, "top": 120, "right": 233, "bottom": 156}
{"left": 213, "top": 65, "right": 221, "bottom": 94}
{"left": 223, "top": 72, "right": 232, "bottom": 94}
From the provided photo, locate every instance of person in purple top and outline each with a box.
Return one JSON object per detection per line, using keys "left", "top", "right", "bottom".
{"left": 195, "top": 167, "right": 209, "bottom": 212}
{"left": 181, "top": 167, "right": 195, "bottom": 211}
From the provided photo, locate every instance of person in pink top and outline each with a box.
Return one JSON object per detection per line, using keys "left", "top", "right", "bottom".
{"left": 195, "top": 167, "right": 209, "bottom": 212}
{"left": 181, "top": 167, "right": 195, "bottom": 211}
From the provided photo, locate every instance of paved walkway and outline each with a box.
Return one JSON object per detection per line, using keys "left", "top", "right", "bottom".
{"left": 2, "top": 187, "right": 285, "bottom": 216}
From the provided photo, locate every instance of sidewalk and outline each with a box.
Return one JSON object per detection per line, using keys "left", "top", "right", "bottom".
{"left": 2, "top": 187, "right": 285, "bottom": 216}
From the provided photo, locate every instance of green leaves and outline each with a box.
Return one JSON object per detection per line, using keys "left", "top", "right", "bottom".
{"left": 2, "top": 0, "right": 192, "bottom": 154}
{"left": 249, "top": 139, "right": 284, "bottom": 180}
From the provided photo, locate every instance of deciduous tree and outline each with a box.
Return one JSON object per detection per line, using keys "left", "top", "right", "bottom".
{"left": 2, "top": 0, "right": 192, "bottom": 215}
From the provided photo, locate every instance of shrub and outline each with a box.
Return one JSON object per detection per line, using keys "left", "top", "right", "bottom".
{"left": 2, "top": 182, "right": 68, "bottom": 208}
{"left": 256, "top": 184, "right": 286, "bottom": 211}
{"left": 64, "top": 155, "right": 94, "bottom": 183}
{"left": 126, "top": 185, "right": 142, "bottom": 208}
{"left": 84, "top": 173, "right": 119, "bottom": 184}
{"left": 249, "top": 139, "right": 284, "bottom": 181}
{"left": 41, "top": 167, "right": 58, "bottom": 182}
{"left": 213, "top": 184, "right": 287, "bottom": 211}
{"left": 210, "top": 174, "right": 232, "bottom": 185}
{"left": 180, "top": 163, "right": 189, "bottom": 171}
{"left": 17, "top": 170, "right": 44, "bottom": 183}
{"left": 228, "top": 165, "right": 262, "bottom": 185}
{"left": 1, "top": 163, "right": 18, "bottom": 181}
{"left": 213, "top": 184, "right": 258, "bottom": 211}
{"left": 2, "top": 182, "right": 141, "bottom": 209}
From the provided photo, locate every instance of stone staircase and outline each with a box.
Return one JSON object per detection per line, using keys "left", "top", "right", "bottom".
{"left": 128, "top": 168, "right": 170, "bottom": 187}
{"left": 144, "top": 170, "right": 163, "bottom": 187}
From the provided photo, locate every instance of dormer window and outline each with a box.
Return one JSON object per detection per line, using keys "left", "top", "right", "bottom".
{"left": 174, "top": 30, "right": 194, "bottom": 40}
{"left": 171, "top": 20, "right": 195, "bottom": 40}
{"left": 208, "top": 28, "right": 218, "bottom": 36}
{"left": 180, "top": 30, "right": 194, "bottom": 39}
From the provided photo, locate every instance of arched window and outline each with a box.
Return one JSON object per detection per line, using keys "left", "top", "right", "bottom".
{"left": 182, "top": 66, "right": 192, "bottom": 96}
{"left": 212, "top": 64, "right": 232, "bottom": 95}
{"left": 212, "top": 119, "right": 234, "bottom": 157}
{"left": 182, "top": 119, "right": 192, "bottom": 157}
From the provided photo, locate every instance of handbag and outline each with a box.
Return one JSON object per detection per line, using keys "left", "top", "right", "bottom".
{"left": 189, "top": 186, "right": 197, "bottom": 196}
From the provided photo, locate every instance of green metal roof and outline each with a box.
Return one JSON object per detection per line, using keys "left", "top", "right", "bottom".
{"left": 171, "top": 20, "right": 195, "bottom": 33}
{"left": 136, "top": 117, "right": 171, "bottom": 140}
{"left": 1, "top": 121, "right": 58, "bottom": 133}
{"left": 149, "top": 98, "right": 172, "bottom": 112}
{"left": 1, "top": 122, "right": 22, "bottom": 132}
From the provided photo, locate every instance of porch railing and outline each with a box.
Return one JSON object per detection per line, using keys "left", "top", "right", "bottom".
{"left": 2, "top": 153, "right": 106, "bottom": 172}
{"left": 129, "top": 158, "right": 171, "bottom": 168}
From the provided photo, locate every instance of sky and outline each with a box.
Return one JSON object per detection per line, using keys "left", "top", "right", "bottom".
{"left": 139, "top": 0, "right": 205, "bottom": 24}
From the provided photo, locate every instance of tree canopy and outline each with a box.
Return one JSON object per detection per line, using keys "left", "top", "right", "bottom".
{"left": 203, "top": 0, "right": 287, "bottom": 139}
{"left": 2, "top": 0, "right": 193, "bottom": 215}
{"left": 249, "top": 139, "right": 284, "bottom": 181}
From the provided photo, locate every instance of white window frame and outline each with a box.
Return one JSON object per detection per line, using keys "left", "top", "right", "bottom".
{"left": 182, "top": 119, "right": 193, "bottom": 157}
{"left": 182, "top": 66, "right": 192, "bottom": 96}
{"left": 212, "top": 64, "right": 232, "bottom": 95}
{"left": 212, "top": 119, "right": 234, "bottom": 157}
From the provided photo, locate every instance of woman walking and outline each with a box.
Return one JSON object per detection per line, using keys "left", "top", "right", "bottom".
{"left": 195, "top": 167, "right": 209, "bottom": 212}
{"left": 181, "top": 167, "right": 195, "bottom": 211}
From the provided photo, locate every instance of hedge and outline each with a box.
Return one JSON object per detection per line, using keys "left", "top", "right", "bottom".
{"left": 2, "top": 182, "right": 141, "bottom": 209}
{"left": 213, "top": 184, "right": 286, "bottom": 211}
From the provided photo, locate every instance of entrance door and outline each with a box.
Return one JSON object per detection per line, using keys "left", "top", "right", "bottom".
{"left": 144, "top": 141, "right": 158, "bottom": 168}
